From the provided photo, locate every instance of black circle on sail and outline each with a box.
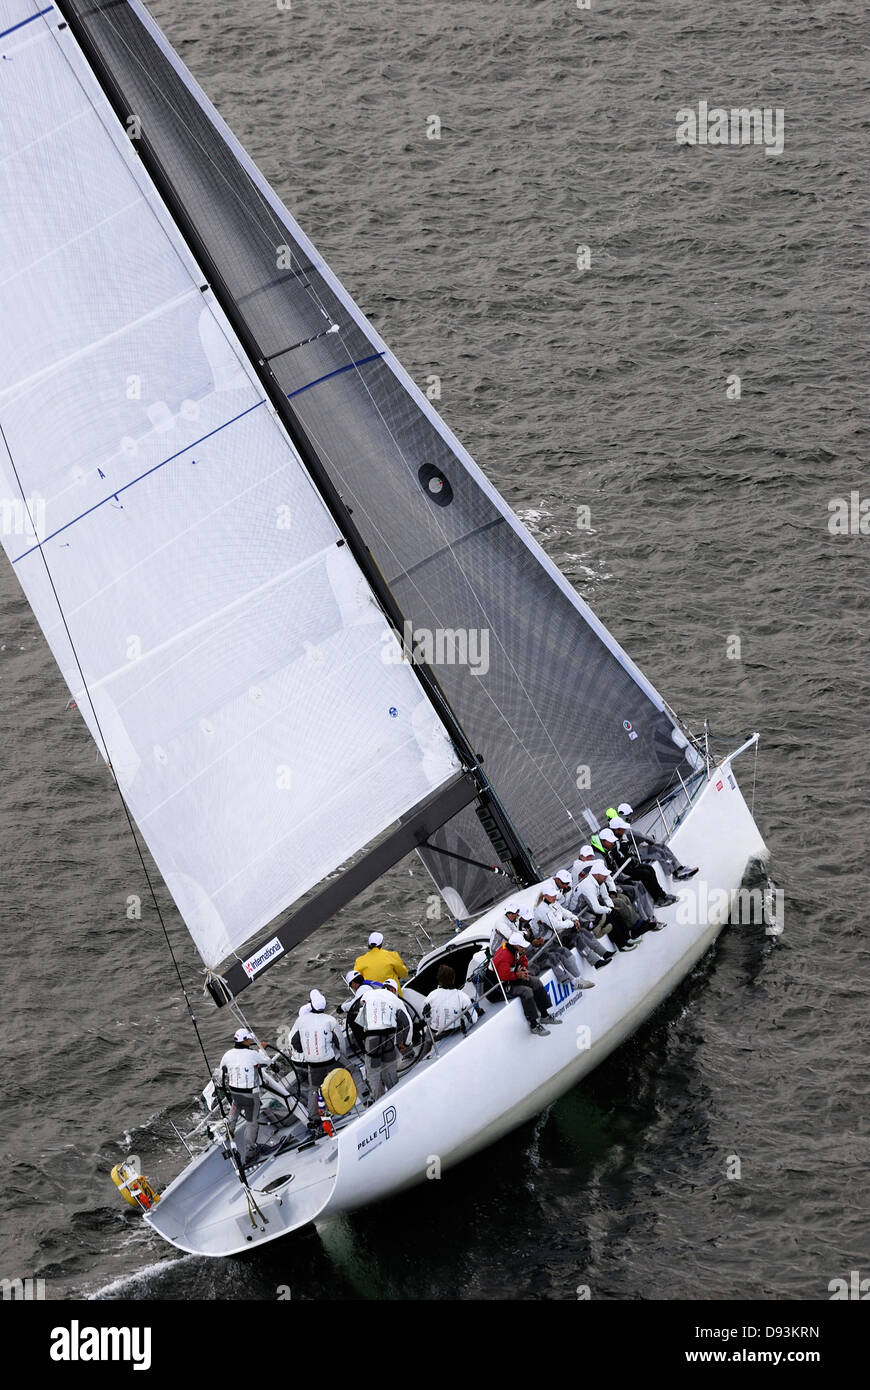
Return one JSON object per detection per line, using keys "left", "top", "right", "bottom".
{"left": 418, "top": 463, "right": 454, "bottom": 506}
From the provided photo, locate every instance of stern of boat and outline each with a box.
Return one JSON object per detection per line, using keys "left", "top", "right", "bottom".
{"left": 144, "top": 1133, "right": 340, "bottom": 1256}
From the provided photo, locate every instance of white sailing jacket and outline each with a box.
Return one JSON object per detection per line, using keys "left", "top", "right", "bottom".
{"left": 361, "top": 988, "right": 410, "bottom": 1036}
{"left": 489, "top": 915, "right": 517, "bottom": 954}
{"left": 532, "top": 900, "right": 576, "bottom": 941}
{"left": 293, "top": 1011, "right": 342, "bottom": 1064}
{"left": 425, "top": 986, "right": 475, "bottom": 1035}
{"left": 566, "top": 861, "right": 594, "bottom": 913}
{"left": 219, "top": 1045, "right": 273, "bottom": 1091}
{"left": 576, "top": 876, "right": 614, "bottom": 918}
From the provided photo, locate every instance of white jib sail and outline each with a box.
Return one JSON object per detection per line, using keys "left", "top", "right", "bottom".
{"left": 0, "top": 2, "right": 460, "bottom": 968}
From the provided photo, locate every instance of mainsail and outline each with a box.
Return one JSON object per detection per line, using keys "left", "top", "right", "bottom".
{"left": 0, "top": 0, "right": 465, "bottom": 969}
{"left": 47, "top": 0, "right": 696, "bottom": 922}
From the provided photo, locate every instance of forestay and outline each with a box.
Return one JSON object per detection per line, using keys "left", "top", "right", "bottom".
{"left": 0, "top": 1, "right": 461, "bottom": 968}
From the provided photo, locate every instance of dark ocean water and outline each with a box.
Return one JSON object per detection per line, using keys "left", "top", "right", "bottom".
{"left": 0, "top": 0, "right": 867, "bottom": 1301}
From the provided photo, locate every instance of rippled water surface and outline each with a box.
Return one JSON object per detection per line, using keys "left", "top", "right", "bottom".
{"left": 0, "top": 0, "right": 867, "bottom": 1300}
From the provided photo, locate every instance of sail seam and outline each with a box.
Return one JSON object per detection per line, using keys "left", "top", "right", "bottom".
{"left": 395, "top": 517, "right": 505, "bottom": 584}
{"left": 0, "top": 106, "right": 90, "bottom": 170}
{"left": 12, "top": 399, "right": 265, "bottom": 562}
{"left": 206, "top": 729, "right": 445, "bottom": 907}
{"left": 0, "top": 195, "right": 143, "bottom": 291}
{"left": 63, "top": 543, "right": 340, "bottom": 697}
{"left": 0, "top": 286, "right": 201, "bottom": 403}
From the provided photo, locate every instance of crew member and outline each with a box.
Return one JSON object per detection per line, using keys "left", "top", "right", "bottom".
{"left": 493, "top": 931, "right": 562, "bottom": 1035}
{"left": 342, "top": 972, "right": 374, "bottom": 1094}
{"left": 611, "top": 806, "right": 699, "bottom": 881}
{"left": 590, "top": 832, "right": 661, "bottom": 933}
{"left": 567, "top": 847, "right": 596, "bottom": 910}
{"left": 490, "top": 900, "right": 532, "bottom": 955}
{"left": 600, "top": 825, "right": 676, "bottom": 910}
{"left": 218, "top": 1028, "right": 291, "bottom": 1166}
{"left": 578, "top": 861, "right": 641, "bottom": 951}
{"left": 423, "top": 963, "right": 477, "bottom": 1037}
{"left": 351, "top": 975, "right": 411, "bottom": 1098}
{"left": 552, "top": 869, "right": 614, "bottom": 971}
{"left": 531, "top": 878, "right": 594, "bottom": 987}
{"left": 290, "top": 989, "right": 345, "bottom": 1131}
{"left": 354, "top": 931, "right": 409, "bottom": 995}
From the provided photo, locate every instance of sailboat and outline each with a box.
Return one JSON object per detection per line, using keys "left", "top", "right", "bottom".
{"left": 0, "top": 0, "right": 768, "bottom": 1257}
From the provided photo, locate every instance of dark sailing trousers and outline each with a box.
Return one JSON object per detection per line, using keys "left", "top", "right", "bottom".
{"left": 505, "top": 975, "right": 551, "bottom": 1025}
{"left": 623, "top": 860, "right": 668, "bottom": 905}
{"left": 604, "top": 907, "right": 637, "bottom": 950}
{"left": 304, "top": 1060, "right": 337, "bottom": 1120}
{"left": 363, "top": 1029, "right": 399, "bottom": 1098}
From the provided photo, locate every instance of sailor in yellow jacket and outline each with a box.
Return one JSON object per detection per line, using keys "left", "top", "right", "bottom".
{"left": 353, "top": 931, "right": 409, "bottom": 996}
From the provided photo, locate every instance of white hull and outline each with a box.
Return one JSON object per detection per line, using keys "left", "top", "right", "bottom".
{"left": 146, "top": 752, "right": 767, "bottom": 1256}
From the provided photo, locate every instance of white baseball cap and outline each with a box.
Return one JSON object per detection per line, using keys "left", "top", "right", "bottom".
{"left": 590, "top": 859, "right": 610, "bottom": 876}
{"left": 540, "top": 878, "right": 558, "bottom": 897}
{"left": 599, "top": 829, "right": 617, "bottom": 845}
{"left": 618, "top": 802, "right": 633, "bottom": 816}
{"left": 233, "top": 1027, "right": 255, "bottom": 1044}
{"left": 345, "top": 969, "right": 363, "bottom": 986}
{"left": 610, "top": 817, "right": 631, "bottom": 832}
{"left": 309, "top": 988, "right": 327, "bottom": 1012}
{"left": 384, "top": 977, "right": 399, "bottom": 992}
{"left": 368, "top": 931, "right": 384, "bottom": 947}
{"left": 508, "top": 931, "right": 528, "bottom": 948}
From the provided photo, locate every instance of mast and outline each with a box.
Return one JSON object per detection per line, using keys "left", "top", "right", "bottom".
{"left": 52, "top": 1, "right": 540, "bottom": 986}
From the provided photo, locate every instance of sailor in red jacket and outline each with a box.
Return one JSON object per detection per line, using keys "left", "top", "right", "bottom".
{"left": 492, "top": 931, "right": 562, "bottom": 1036}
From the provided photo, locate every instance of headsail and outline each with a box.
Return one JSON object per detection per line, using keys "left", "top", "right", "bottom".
{"left": 53, "top": 0, "right": 696, "bottom": 915}
{"left": 0, "top": 1, "right": 463, "bottom": 969}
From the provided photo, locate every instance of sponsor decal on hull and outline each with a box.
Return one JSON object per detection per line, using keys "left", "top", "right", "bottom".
{"left": 356, "top": 1104, "right": 397, "bottom": 1161}
{"left": 545, "top": 977, "right": 583, "bottom": 1017}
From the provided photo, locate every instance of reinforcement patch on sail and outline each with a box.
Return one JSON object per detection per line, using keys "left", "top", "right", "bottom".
{"left": 0, "top": 1, "right": 460, "bottom": 967}
{"left": 56, "top": 0, "right": 694, "bottom": 914}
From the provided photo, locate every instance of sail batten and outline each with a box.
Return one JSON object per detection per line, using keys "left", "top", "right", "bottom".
{"left": 0, "top": 0, "right": 463, "bottom": 969}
